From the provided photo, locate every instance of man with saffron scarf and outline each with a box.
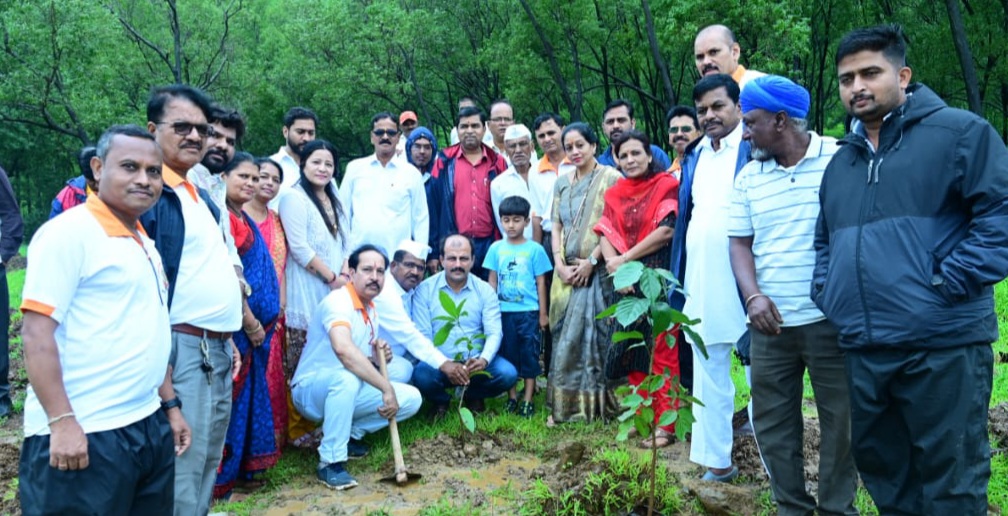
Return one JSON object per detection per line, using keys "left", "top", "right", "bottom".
{"left": 728, "top": 75, "right": 857, "bottom": 515}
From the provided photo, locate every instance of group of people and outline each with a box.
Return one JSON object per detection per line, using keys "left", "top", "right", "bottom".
{"left": 12, "top": 20, "right": 1008, "bottom": 516}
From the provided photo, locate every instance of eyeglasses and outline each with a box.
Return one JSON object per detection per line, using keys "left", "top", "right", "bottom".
{"left": 668, "top": 125, "right": 696, "bottom": 134}
{"left": 396, "top": 261, "right": 425, "bottom": 272}
{"left": 490, "top": 117, "right": 513, "bottom": 124}
{"left": 158, "top": 121, "right": 209, "bottom": 137}
{"left": 373, "top": 129, "right": 400, "bottom": 137}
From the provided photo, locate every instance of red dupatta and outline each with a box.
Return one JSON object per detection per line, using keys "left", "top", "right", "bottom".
{"left": 594, "top": 172, "right": 679, "bottom": 254}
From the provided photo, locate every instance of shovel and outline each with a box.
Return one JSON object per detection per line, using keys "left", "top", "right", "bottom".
{"left": 376, "top": 355, "right": 422, "bottom": 486}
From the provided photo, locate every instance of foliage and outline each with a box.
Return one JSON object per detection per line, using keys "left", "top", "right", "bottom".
{"left": 431, "top": 290, "right": 492, "bottom": 433}
{"left": 597, "top": 260, "right": 702, "bottom": 516}
{"left": 3, "top": 0, "right": 1008, "bottom": 238}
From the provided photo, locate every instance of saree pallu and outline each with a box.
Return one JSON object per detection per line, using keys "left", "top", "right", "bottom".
{"left": 214, "top": 213, "right": 281, "bottom": 498}
{"left": 546, "top": 165, "right": 622, "bottom": 423}
{"left": 257, "top": 210, "right": 288, "bottom": 448}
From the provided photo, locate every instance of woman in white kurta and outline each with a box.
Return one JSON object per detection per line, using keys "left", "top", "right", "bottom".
{"left": 277, "top": 139, "right": 348, "bottom": 445}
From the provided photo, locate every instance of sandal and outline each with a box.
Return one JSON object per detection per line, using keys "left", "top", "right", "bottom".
{"left": 517, "top": 401, "right": 534, "bottom": 418}
{"left": 638, "top": 429, "right": 673, "bottom": 449}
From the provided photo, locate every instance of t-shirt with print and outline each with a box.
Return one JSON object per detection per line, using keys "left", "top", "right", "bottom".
{"left": 482, "top": 239, "right": 552, "bottom": 312}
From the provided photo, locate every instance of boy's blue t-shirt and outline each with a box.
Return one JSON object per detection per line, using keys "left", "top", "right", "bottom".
{"left": 482, "top": 239, "right": 553, "bottom": 312}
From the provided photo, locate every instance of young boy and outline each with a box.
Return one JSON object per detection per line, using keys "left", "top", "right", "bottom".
{"left": 483, "top": 196, "right": 552, "bottom": 417}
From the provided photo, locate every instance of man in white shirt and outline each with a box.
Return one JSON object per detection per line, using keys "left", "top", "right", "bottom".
{"left": 271, "top": 106, "right": 318, "bottom": 194}
{"left": 291, "top": 245, "right": 422, "bottom": 490}
{"left": 670, "top": 74, "right": 752, "bottom": 482}
{"left": 338, "top": 112, "right": 429, "bottom": 258}
{"left": 694, "top": 24, "right": 766, "bottom": 90}
{"left": 490, "top": 124, "right": 538, "bottom": 241}
{"left": 374, "top": 240, "right": 465, "bottom": 384}
{"left": 19, "top": 125, "right": 189, "bottom": 514}
{"left": 728, "top": 75, "right": 857, "bottom": 514}
{"left": 141, "top": 84, "right": 243, "bottom": 516}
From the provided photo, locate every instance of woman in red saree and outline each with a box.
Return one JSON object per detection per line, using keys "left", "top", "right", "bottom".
{"left": 244, "top": 157, "right": 289, "bottom": 449}
{"left": 595, "top": 130, "right": 681, "bottom": 449}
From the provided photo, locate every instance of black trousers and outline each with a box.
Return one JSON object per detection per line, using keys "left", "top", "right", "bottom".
{"left": 20, "top": 410, "right": 175, "bottom": 516}
{"left": 847, "top": 343, "right": 993, "bottom": 515}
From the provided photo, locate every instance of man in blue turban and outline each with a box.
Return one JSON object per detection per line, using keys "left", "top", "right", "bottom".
{"left": 728, "top": 74, "right": 858, "bottom": 514}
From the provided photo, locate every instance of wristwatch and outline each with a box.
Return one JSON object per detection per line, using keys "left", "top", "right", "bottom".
{"left": 160, "top": 397, "right": 182, "bottom": 413}
{"left": 588, "top": 255, "right": 598, "bottom": 266}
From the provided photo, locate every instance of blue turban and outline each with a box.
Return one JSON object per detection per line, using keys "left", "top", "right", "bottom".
{"left": 740, "top": 75, "right": 810, "bottom": 119}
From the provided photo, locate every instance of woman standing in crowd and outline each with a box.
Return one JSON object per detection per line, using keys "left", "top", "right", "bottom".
{"left": 244, "top": 157, "right": 289, "bottom": 449}
{"left": 278, "top": 139, "right": 348, "bottom": 446}
{"left": 214, "top": 152, "right": 281, "bottom": 497}
{"left": 595, "top": 131, "right": 680, "bottom": 448}
{"left": 546, "top": 122, "right": 622, "bottom": 426}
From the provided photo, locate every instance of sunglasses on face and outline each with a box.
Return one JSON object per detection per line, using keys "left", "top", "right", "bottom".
{"left": 668, "top": 125, "right": 696, "bottom": 135}
{"left": 373, "top": 129, "right": 399, "bottom": 138}
{"left": 159, "top": 121, "right": 209, "bottom": 137}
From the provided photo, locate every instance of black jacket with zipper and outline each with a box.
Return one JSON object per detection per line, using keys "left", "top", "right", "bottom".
{"left": 812, "top": 83, "right": 1008, "bottom": 350}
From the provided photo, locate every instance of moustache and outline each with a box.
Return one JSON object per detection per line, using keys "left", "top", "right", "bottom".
{"left": 449, "top": 267, "right": 465, "bottom": 274}
{"left": 366, "top": 281, "right": 380, "bottom": 289}
{"left": 850, "top": 93, "right": 873, "bottom": 106}
{"left": 673, "top": 136, "right": 689, "bottom": 143}
{"left": 181, "top": 142, "right": 202, "bottom": 151}
{"left": 703, "top": 64, "right": 719, "bottom": 74}
{"left": 380, "top": 139, "right": 392, "bottom": 145}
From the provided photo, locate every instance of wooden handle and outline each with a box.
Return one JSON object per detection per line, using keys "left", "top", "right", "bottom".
{"left": 376, "top": 353, "right": 409, "bottom": 483}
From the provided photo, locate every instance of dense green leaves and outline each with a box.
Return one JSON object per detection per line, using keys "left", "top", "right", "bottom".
{"left": 3, "top": 0, "right": 1007, "bottom": 237}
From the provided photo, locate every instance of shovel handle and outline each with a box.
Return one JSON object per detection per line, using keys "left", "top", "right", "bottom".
{"left": 377, "top": 353, "right": 409, "bottom": 483}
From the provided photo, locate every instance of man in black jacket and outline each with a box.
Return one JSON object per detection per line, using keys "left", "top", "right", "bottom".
{"left": 813, "top": 25, "right": 1008, "bottom": 514}
{"left": 0, "top": 164, "right": 23, "bottom": 419}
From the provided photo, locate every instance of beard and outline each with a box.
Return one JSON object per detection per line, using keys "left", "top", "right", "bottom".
{"left": 750, "top": 146, "right": 773, "bottom": 162}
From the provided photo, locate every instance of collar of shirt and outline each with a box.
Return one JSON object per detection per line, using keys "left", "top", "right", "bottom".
{"left": 732, "top": 65, "right": 748, "bottom": 84}
{"left": 84, "top": 195, "right": 147, "bottom": 242}
{"left": 756, "top": 132, "right": 827, "bottom": 174}
{"left": 274, "top": 147, "right": 298, "bottom": 165}
{"left": 537, "top": 154, "right": 570, "bottom": 173}
{"left": 345, "top": 281, "right": 376, "bottom": 322}
{"left": 383, "top": 271, "right": 407, "bottom": 298}
{"left": 162, "top": 164, "right": 199, "bottom": 202}
{"left": 699, "top": 121, "right": 744, "bottom": 153}
{"left": 367, "top": 153, "right": 404, "bottom": 170}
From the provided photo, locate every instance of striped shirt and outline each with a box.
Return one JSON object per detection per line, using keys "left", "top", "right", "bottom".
{"left": 727, "top": 132, "right": 837, "bottom": 327}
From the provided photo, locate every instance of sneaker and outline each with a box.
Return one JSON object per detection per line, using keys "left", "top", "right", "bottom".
{"left": 504, "top": 398, "right": 518, "bottom": 414}
{"left": 317, "top": 462, "right": 358, "bottom": 490}
{"left": 701, "top": 465, "right": 739, "bottom": 483}
{"left": 517, "top": 401, "right": 534, "bottom": 418}
{"left": 347, "top": 438, "right": 369, "bottom": 459}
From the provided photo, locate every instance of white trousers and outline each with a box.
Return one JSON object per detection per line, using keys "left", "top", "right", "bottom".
{"left": 292, "top": 368, "right": 422, "bottom": 464}
{"left": 386, "top": 354, "right": 415, "bottom": 384}
{"left": 689, "top": 341, "right": 741, "bottom": 469}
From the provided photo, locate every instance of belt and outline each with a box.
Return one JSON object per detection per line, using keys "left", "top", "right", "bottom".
{"left": 171, "top": 323, "right": 231, "bottom": 340}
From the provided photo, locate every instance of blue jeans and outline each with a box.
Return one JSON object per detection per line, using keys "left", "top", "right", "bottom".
{"left": 411, "top": 357, "right": 517, "bottom": 405}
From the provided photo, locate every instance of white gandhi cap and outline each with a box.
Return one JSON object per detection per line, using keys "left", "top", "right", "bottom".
{"left": 395, "top": 239, "right": 431, "bottom": 261}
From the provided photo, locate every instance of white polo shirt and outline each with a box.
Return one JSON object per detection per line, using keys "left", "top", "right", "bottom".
{"left": 291, "top": 283, "right": 377, "bottom": 386}
{"left": 532, "top": 155, "right": 573, "bottom": 233}
{"left": 163, "top": 167, "right": 242, "bottom": 331}
{"left": 338, "top": 154, "right": 429, "bottom": 258}
{"left": 728, "top": 132, "right": 837, "bottom": 327}
{"left": 21, "top": 196, "right": 171, "bottom": 436}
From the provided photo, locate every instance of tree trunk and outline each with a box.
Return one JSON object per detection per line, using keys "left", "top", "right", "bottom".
{"left": 518, "top": 0, "right": 577, "bottom": 118}
{"left": 640, "top": 0, "right": 675, "bottom": 106}
{"left": 167, "top": 0, "right": 183, "bottom": 84}
{"left": 944, "top": 0, "right": 983, "bottom": 115}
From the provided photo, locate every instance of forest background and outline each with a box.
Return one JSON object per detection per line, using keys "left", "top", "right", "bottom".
{"left": 2, "top": 0, "right": 1007, "bottom": 237}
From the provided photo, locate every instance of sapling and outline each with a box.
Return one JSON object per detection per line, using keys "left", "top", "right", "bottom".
{"left": 432, "top": 290, "right": 492, "bottom": 434}
{"left": 597, "top": 261, "right": 706, "bottom": 516}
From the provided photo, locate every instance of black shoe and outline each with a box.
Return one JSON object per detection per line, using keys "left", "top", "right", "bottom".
{"left": 431, "top": 403, "right": 450, "bottom": 422}
{"left": 464, "top": 397, "right": 485, "bottom": 414}
{"left": 347, "top": 438, "right": 369, "bottom": 460}
{"left": 518, "top": 401, "right": 534, "bottom": 418}
{"left": 504, "top": 398, "right": 518, "bottom": 414}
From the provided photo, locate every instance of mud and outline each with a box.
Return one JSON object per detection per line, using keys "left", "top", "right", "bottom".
{"left": 990, "top": 402, "right": 1008, "bottom": 451}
